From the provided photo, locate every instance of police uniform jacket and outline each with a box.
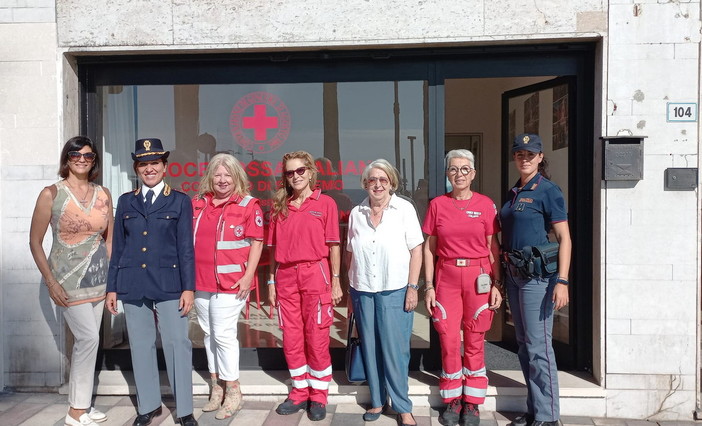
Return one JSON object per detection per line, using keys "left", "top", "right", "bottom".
{"left": 107, "top": 184, "right": 195, "bottom": 301}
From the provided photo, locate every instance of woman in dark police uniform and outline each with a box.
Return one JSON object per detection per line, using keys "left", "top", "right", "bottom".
{"left": 106, "top": 138, "right": 197, "bottom": 426}
{"left": 500, "top": 134, "right": 572, "bottom": 426}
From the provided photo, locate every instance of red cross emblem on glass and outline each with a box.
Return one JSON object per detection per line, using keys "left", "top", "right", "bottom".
{"left": 229, "top": 92, "right": 291, "bottom": 154}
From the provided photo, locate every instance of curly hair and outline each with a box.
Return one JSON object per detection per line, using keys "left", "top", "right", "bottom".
{"left": 271, "top": 151, "right": 318, "bottom": 219}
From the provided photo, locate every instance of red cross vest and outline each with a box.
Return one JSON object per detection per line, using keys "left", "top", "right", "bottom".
{"left": 192, "top": 194, "right": 264, "bottom": 293}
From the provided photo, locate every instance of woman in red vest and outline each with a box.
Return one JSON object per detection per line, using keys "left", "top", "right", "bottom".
{"left": 192, "top": 153, "right": 264, "bottom": 420}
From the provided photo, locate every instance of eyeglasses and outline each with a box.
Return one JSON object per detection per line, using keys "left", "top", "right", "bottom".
{"left": 68, "top": 151, "right": 96, "bottom": 162}
{"left": 284, "top": 167, "right": 308, "bottom": 178}
{"left": 447, "top": 166, "right": 473, "bottom": 176}
{"left": 367, "top": 177, "right": 390, "bottom": 186}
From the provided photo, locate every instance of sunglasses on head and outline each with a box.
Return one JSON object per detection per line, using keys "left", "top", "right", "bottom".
{"left": 68, "top": 151, "right": 97, "bottom": 161}
{"left": 284, "top": 167, "right": 308, "bottom": 178}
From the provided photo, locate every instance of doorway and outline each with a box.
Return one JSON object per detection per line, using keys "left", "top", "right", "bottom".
{"left": 443, "top": 76, "right": 582, "bottom": 370}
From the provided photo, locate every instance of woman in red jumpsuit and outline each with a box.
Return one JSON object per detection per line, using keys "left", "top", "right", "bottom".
{"left": 267, "top": 151, "right": 342, "bottom": 422}
{"left": 423, "top": 149, "right": 503, "bottom": 426}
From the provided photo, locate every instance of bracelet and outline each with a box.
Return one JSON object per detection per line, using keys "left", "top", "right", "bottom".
{"left": 425, "top": 280, "right": 433, "bottom": 285}
{"left": 267, "top": 280, "right": 276, "bottom": 285}
{"left": 424, "top": 285, "right": 435, "bottom": 292}
{"left": 332, "top": 274, "right": 340, "bottom": 278}
{"left": 556, "top": 277, "right": 569, "bottom": 285}
{"left": 407, "top": 283, "right": 419, "bottom": 290}
{"left": 46, "top": 281, "right": 58, "bottom": 288}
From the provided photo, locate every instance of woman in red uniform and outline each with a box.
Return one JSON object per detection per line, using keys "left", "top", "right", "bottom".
{"left": 423, "top": 149, "right": 503, "bottom": 426}
{"left": 267, "top": 151, "right": 342, "bottom": 422}
{"left": 192, "top": 153, "right": 264, "bottom": 420}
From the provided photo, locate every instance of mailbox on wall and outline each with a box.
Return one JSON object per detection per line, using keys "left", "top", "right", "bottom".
{"left": 601, "top": 136, "right": 646, "bottom": 181}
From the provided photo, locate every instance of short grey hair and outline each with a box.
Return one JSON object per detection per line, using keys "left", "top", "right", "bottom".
{"left": 445, "top": 149, "right": 475, "bottom": 170}
{"left": 360, "top": 159, "right": 400, "bottom": 193}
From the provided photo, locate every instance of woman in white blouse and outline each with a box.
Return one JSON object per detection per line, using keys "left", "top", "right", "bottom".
{"left": 346, "top": 159, "right": 423, "bottom": 426}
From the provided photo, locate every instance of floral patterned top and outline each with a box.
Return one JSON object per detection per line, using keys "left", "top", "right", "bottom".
{"left": 46, "top": 181, "right": 110, "bottom": 304}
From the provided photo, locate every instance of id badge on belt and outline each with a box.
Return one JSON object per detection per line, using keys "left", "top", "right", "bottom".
{"left": 476, "top": 273, "right": 491, "bottom": 294}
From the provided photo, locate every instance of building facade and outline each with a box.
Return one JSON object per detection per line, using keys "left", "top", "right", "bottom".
{"left": 0, "top": 0, "right": 700, "bottom": 420}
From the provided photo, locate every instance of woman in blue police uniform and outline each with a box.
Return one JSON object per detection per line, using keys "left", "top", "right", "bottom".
{"left": 500, "top": 134, "right": 571, "bottom": 426}
{"left": 106, "top": 138, "right": 197, "bottom": 426}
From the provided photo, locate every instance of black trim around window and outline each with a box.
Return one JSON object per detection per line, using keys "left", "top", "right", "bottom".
{"left": 80, "top": 42, "right": 596, "bottom": 372}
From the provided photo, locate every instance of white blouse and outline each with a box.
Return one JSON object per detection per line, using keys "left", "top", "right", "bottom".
{"left": 346, "top": 193, "right": 424, "bottom": 293}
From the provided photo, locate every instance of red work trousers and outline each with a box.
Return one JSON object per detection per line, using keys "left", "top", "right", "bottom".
{"left": 276, "top": 260, "right": 334, "bottom": 404}
{"left": 432, "top": 257, "right": 494, "bottom": 404}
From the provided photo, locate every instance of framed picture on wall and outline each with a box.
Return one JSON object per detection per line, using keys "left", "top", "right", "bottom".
{"left": 523, "top": 92, "right": 540, "bottom": 134}
{"left": 552, "top": 83, "right": 569, "bottom": 150}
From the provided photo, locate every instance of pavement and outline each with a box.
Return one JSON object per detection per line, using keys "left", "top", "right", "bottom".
{"left": 1, "top": 391, "right": 701, "bottom": 426}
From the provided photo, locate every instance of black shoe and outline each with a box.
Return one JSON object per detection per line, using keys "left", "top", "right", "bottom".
{"left": 133, "top": 406, "right": 162, "bottom": 426}
{"left": 177, "top": 414, "right": 198, "bottom": 426}
{"left": 396, "top": 413, "right": 417, "bottom": 426}
{"left": 511, "top": 413, "right": 535, "bottom": 426}
{"left": 532, "top": 422, "right": 559, "bottom": 426}
{"left": 439, "top": 399, "right": 462, "bottom": 426}
{"left": 307, "top": 401, "right": 326, "bottom": 421}
{"left": 275, "top": 398, "right": 308, "bottom": 415}
{"left": 363, "top": 407, "right": 385, "bottom": 422}
{"left": 460, "top": 403, "right": 480, "bottom": 426}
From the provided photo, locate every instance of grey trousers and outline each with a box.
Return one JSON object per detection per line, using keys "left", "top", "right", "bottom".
{"left": 62, "top": 300, "right": 105, "bottom": 409}
{"left": 505, "top": 267, "right": 560, "bottom": 422}
{"left": 124, "top": 298, "right": 193, "bottom": 417}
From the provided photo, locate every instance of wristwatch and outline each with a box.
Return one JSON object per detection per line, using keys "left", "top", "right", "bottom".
{"left": 407, "top": 283, "right": 419, "bottom": 290}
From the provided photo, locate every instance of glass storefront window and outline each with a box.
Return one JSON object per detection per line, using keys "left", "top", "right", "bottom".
{"left": 99, "top": 81, "right": 431, "bottom": 352}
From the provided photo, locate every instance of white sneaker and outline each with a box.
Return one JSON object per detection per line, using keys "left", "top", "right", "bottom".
{"left": 64, "top": 413, "right": 98, "bottom": 426}
{"left": 87, "top": 407, "right": 107, "bottom": 423}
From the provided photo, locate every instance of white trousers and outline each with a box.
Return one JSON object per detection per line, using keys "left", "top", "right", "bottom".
{"left": 194, "top": 291, "right": 247, "bottom": 381}
{"left": 62, "top": 300, "right": 105, "bottom": 409}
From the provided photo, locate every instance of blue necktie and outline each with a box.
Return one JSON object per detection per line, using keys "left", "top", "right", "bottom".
{"left": 144, "top": 189, "right": 154, "bottom": 212}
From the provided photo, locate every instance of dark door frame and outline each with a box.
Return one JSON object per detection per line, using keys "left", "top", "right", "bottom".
{"left": 499, "top": 76, "right": 590, "bottom": 371}
{"left": 78, "top": 42, "right": 595, "bottom": 372}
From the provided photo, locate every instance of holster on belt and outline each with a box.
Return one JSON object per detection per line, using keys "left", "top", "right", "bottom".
{"left": 502, "top": 242, "right": 559, "bottom": 279}
{"left": 502, "top": 248, "right": 536, "bottom": 279}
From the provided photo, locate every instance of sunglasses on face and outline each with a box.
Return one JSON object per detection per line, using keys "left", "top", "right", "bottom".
{"left": 284, "top": 167, "right": 308, "bottom": 178}
{"left": 367, "top": 177, "right": 390, "bottom": 186}
{"left": 68, "top": 151, "right": 96, "bottom": 161}
{"left": 447, "top": 166, "right": 473, "bottom": 176}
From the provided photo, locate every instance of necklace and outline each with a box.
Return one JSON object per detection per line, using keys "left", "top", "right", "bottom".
{"left": 291, "top": 190, "right": 312, "bottom": 208}
{"left": 65, "top": 180, "right": 91, "bottom": 204}
{"left": 451, "top": 192, "right": 473, "bottom": 211}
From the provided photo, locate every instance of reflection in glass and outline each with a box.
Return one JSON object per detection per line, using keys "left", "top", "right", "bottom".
{"left": 99, "top": 81, "right": 430, "bottom": 353}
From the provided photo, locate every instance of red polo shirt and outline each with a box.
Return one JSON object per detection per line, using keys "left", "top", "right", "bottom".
{"left": 267, "top": 189, "right": 340, "bottom": 264}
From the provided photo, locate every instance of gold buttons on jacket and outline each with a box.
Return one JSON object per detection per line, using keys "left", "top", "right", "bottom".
{"left": 142, "top": 247, "right": 147, "bottom": 252}
{"left": 172, "top": 264, "right": 177, "bottom": 268}
{"left": 141, "top": 264, "right": 147, "bottom": 268}
{"left": 143, "top": 231, "right": 148, "bottom": 236}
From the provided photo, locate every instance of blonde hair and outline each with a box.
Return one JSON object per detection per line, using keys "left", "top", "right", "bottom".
{"left": 272, "top": 151, "right": 318, "bottom": 219}
{"left": 360, "top": 159, "right": 400, "bottom": 193}
{"left": 197, "top": 153, "right": 250, "bottom": 198}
